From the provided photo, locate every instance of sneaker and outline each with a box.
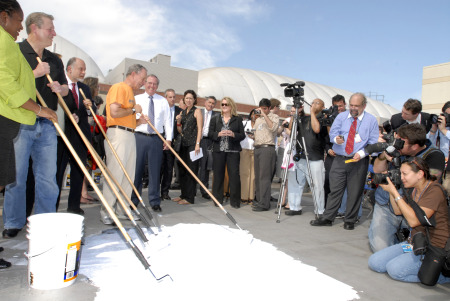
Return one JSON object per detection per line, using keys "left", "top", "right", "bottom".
{"left": 336, "top": 212, "right": 345, "bottom": 219}
{"left": 101, "top": 215, "right": 115, "bottom": 225}
{"left": 131, "top": 210, "right": 141, "bottom": 221}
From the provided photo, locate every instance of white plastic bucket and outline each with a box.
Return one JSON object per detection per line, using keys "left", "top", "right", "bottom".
{"left": 26, "top": 213, "right": 84, "bottom": 290}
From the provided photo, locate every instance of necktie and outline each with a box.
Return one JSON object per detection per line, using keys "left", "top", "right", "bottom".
{"left": 345, "top": 117, "right": 358, "bottom": 154}
{"left": 147, "top": 95, "right": 154, "bottom": 133}
{"left": 71, "top": 83, "right": 79, "bottom": 108}
{"left": 203, "top": 111, "right": 210, "bottom": 136}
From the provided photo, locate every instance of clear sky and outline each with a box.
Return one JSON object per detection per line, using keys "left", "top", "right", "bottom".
{"left": 20, "top": 0, "right": 450, "bottom": 110}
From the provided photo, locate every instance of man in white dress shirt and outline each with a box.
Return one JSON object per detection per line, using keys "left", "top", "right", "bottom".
{"left": 131, "top": 74, "right": 172, "bottom": 212}
{"left": 198, "top": 96, "right": 218, "bottom": 199}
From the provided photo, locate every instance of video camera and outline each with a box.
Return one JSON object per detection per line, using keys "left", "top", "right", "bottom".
{"left": 281, "top": 81, "right": 305, "bottom": 109}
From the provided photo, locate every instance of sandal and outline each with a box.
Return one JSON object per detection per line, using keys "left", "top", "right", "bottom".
{"left": 80, "top": 197, "right": 94, "bottom": 204}
{"left": 178, "top": 199, "right": 191, "bottom": 205}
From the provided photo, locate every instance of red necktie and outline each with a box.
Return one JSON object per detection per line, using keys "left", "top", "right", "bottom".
{"left": 345, "top": 117, "right": 357, "bottom": 154}
{"left": 71, "top": 83, "right": 79, "bottom": 108}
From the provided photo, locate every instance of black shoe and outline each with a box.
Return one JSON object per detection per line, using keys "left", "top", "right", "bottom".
{"left": 310, "top": 217, "right": 332, "bottom": 226}
{"left": 202, "top": 194, "right": 211, "bottom": 200}
{"left": 161, "top": 194, "right": 171, "bottom": 201}
{"left": 0, "top": 258, "right": 11, "bottom": 269}
{"left": 170, "top": 183, "right": 180, "bottom": 189}
{"left": 0, "top": 247, "right": 4, "bottom": 252}
{"left": 252, "top": 206, "right": 269, "bottom": 212}
{"left": 285, "top": 210, "right": 302, "bottom": 216}
{"left": 270, "top": 196, "right": 278, "bottom": 202}
{"left": 336, "top": 212, "right": 345, "bottom": 219}
{"left": 67, "top": 208, "right": 85, "bottom": 216}
{"left": 152, "top": 205, "right": 162, "bottom": 212}
{"left": 2, "top": 228, "right": 21, "bottom": 239}
{"left": 231, "top": 204, "right": 240, "bottom": 209}
{"left": 343, "top": 222, "right": 355, "bottom": 230}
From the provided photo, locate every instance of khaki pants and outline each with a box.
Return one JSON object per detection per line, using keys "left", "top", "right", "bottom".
{"left": 100, "top": 128, "right": 136, "bottom": 218}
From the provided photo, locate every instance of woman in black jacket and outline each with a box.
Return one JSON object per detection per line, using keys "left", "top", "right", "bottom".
{"left": 208, "top": 97, "right": 245, "bottom": 208}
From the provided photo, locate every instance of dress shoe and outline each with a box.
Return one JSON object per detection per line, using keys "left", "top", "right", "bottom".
{"left": 152, "top": 205, "right": 162, "bottom": 212}
{"left": 336, "top": 212, "right": 345, "bottom": 219}
{"left": 343, "top": 222, "right": 355, "bottom": 230}
{"left": 67, "top": 208, "right": 85, "bottom": 216}
{"left": 270, "top": 196, "right": 278, "bottom": 202}
{"left": 2, "top": 228, "right": 21, "bottom": 239}
{"left": 0, "top": 258, "right": 12, "bottom": 269}
{"left": 252, "top": 206, "right": 269, "bottom": 212}
{"left": 202, "top": 194, "right": 211, "bottom": 200}
{"left": 161, "top": 194, "right": 171, "bottom": 201}
{"left": 285, "top": 210, "right": 302, "bottom": 216}
{"left": 231, "top": 204, "right": 240, "bottom": 209}
{"left": 170, "top": 183, "right": 180, "bottom": 189}
{"left": 310, "top": 217, "right": 332, "bottom": 226}
{"left": 0, "top": 247, "right": 4, "bottom": 252}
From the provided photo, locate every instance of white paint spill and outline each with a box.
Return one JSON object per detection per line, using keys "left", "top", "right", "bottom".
{"left": 80, "top": 223, "right": 359, "bottom": 301}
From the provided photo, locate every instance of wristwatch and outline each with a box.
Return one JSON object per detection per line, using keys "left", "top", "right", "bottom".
{"left": 394, "top": 195, "right": 403, "bottom": 202}
{"left": 131, "top": 107, "right": 136, "bottom": 115}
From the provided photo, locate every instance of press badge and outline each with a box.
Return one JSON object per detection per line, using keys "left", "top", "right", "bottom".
{"left": 401, "top": 243, "right": 413, "bottom": 253}
{"left": 354, "top": 134, "right": 362, "bottom": 143}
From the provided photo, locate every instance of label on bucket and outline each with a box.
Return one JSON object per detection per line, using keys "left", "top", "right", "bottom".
{"left": 64, "top": 240, "right": 81, "bottom": 282}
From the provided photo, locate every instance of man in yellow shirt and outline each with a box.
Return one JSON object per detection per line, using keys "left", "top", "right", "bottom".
{"left": 101, "top": 64, "right": 147, "bottom": 225}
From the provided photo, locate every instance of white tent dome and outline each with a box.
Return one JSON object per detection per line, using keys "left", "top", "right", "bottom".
{"left": 198, "top": 67, "right": 398, "bottom": 119}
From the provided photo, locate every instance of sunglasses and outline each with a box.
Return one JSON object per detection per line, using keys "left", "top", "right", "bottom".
{"left": 221, "top": 103, "right": 229, "bottom": 107}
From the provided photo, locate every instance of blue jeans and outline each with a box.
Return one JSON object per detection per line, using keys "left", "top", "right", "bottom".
{"left": 3, "top": 118, "right": 58, "bottom": 229}
{"left": 288, "top": 159, "right": 325, "bottom": 214}
{"left": 369, "top": 243, "right": 450, "bottom": 284}
{"left": 368, "top": 202, "right": 407, "bottom": 253}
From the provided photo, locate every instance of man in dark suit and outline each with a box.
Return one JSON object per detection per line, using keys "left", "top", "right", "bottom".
{"left": 198, "top": 96, "right": 219, "bottom": 199}
{"left": 55, "top": 57, "right": 94, "bottom": 215}
{"left": 160, "top": 89, "right": 182, "bottom": 200}
{"left": 390, "top": 98, "right": 432, "bottom": 133}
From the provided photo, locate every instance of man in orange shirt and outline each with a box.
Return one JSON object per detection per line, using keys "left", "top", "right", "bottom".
{"left": 101, "top": 64, "right": 147, "bottom": 225}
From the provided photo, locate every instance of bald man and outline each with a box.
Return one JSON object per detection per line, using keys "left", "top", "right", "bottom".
{"left": 286, "top": 99, "right": 328, "bottom": 216}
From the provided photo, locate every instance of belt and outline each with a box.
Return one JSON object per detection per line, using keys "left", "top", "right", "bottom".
{"left": 254, "top": 144, "right": 275, "bottom": 149}
{"left": 336, "top": 154, "right": 355, "bottom": 159}
{"left": 136, "top": 131, "right": 157, "bottom": 137}
{"left": 108, "top": 125, "right": 135, "bottom": 133}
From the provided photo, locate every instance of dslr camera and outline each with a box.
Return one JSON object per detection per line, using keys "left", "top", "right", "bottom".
{"left": 430, "top": 113, "right": 450, "bottom": 127}
{"left": 318, "top": 105, "right": 339, "bottom": 126}
{"left": 365, "top": 138, "right": 405, "bottom": 188}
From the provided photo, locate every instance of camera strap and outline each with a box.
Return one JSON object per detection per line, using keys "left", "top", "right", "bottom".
{"left": 402, "top": 183, "right": 436, "bottom": 228}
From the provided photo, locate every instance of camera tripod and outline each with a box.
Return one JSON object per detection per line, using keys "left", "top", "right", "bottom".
{"left": 275, "top": 102, "right": 320, "bottom": 223}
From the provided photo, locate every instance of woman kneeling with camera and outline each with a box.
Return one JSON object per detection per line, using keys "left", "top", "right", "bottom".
{"left": 368, "top": 157, "right": 450, "bottom": 284}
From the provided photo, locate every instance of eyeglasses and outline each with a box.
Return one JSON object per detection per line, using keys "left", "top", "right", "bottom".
{"left": 221, "top": 103, "right": 229, "bottom": 107}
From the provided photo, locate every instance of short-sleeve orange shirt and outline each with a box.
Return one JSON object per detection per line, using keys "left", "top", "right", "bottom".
{"left": 105, "top": 82, "right": 136, "bottom": 128}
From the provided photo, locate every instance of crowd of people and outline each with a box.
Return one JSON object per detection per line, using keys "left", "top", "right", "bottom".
{"left": 1, "top": 0, "right": 449, "bottom": 285}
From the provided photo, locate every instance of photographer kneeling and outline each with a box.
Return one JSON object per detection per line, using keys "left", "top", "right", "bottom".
{"left": 369, "top": 123, "right": 445, "bottom": 253}
{"left": 368, "top": 157, "right": 450, "bottom": 284}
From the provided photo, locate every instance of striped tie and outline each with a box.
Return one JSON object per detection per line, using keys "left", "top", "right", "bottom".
{"left": 147, "top": 95, "right": 154, "bottom": 133}
{"left": 345, "top": 117, "right": 357, "bottom": 154}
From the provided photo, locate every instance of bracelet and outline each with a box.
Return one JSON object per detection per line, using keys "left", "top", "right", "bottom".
{"left": 394, "top": 195, "right": 403, "bottom": 202}
{"left": 36, "top": 104, "right": 42, "bottom": 116}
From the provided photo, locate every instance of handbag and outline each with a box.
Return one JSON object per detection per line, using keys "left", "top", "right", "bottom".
{"left": 418, "top": 243, "right": 447, "bottom": 286}
{"left": 173, "top": 135, "right": 182, "bottom": 152}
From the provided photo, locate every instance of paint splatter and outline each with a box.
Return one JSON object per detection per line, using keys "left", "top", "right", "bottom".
{"left": 80, "top": 223, "right": 359, "bottom": 300}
